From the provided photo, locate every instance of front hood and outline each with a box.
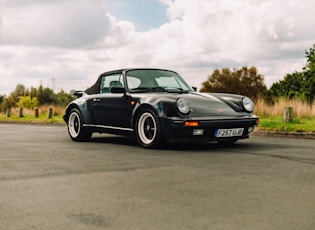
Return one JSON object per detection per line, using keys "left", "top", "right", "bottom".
{"left": 133, "top": 92, "right": 247, "bottom": 117}
{"left": 181, "top": 92, "right": 243, "bottom": 116}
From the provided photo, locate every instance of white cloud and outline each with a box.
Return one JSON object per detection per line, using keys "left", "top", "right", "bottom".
{"left": 1, "top": 0, "right": 315, "bottom": 95}
{"left": 0, "top": 0, "right": 110, "bottom": 47}
{"left": 156, "top": 0, "right": 315, "bottom": 86}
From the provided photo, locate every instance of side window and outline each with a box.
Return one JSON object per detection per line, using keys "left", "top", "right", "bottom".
{"left": 100, "top": 74, "right": 124, "bottom": 93}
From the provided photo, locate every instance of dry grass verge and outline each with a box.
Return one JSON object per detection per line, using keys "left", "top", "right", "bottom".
{"left": 0, "top": 105, "right": 65, "bottom": 124}
{"left": 254, "top": 98, "right": 315, "bottom": 119}
{"left": 9, "top": 105, "right": 65, "bottom": 117}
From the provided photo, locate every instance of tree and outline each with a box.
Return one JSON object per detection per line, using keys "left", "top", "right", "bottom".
{"left": 200, "top": 66, "right": 266, "bottom": 100}
{"left": 1, "top": 83, "right": 74, "bottom": 110}
{"left": 270, "top": 44, "right": 315, "bottom": 105}
{"left": 0, "top": 95, "right": 3, "bottom": 112}
{"left": 0, "top": 96, "right": 12, "bottom": 113}
{"left": 302, "top": 44, "right": 315, "bottom": 105}
{"left": 36, "top": 84, "right": 44, "bottom": 105}
{"left": 55, "top": 90, "right": 75, "bottom": 107}
{"left": 305, "top": 44, "right": 315, "bottom": 71}
{"left": 9, "top": 84, "right": 26, "bottom": 106}
{"left": 36, "top": 85, "right": 55, "bottom": 105}
{"left": 29, "top": 87, "right": 38, "bottom": 99}
{"left": 270, "top": 72, "right": 304, "bottom": 99}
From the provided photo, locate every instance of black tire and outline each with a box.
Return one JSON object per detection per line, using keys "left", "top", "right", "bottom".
{"left": 67, "top": 108, "right": 92, "bottom": 142}
{"left": 135, "top": 109, "right": 164, "bottom": 148}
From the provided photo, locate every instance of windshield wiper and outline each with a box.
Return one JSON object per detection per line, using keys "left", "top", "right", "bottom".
{"left": 164, "top": 87, "right": 189, "bottom": 93}
{"left": 151, "top": 87, "right": 166, "bottom": 92}
{"left": 130, "top": 87, "right": 166, "bottom": 93}
{"left": 130, "top": 86, "right": 189, "bottom": 93}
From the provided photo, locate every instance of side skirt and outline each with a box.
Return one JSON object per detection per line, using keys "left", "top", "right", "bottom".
{"left": 83, "top": 124, "right": 134, "bottom": 136}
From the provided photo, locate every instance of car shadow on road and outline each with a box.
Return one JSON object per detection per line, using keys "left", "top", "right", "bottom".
{"left": 89, "top": 134, "right": 280, "bottom": 151}
{"left": 163, "top": 141, "right": 268, "bottom": 151}
{"left": 164, "top": 140, "right": 315, "bottom": 165}
{"left": 89, "top": 135, "right": 315, "bottom": 165}
{"left": 91, "top": 134, "right": 139, "bottom": 147}
{"left": 90, "top": 134, "right": 246, "bottom": 150}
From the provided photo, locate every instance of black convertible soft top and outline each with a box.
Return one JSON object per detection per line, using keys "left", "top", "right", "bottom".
{"left": 85, "top": 69, "right": 125, "bottom": 95}
{"left": 84, "top": 68, "right": 177, "bottom": 95}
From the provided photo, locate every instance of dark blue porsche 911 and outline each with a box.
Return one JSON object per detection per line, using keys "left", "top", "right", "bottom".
{"left": 63, "top": 68, "right": 259, "bottom": 148}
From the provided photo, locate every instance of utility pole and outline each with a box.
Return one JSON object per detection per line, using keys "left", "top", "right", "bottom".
{"left": 51, "top": 76, "right": 56, "bottom": 92}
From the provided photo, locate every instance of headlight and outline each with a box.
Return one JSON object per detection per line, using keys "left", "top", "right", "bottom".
{"left": 177, "top": 98, "right": 190, "bottom": 114}
{"left": 242, "top": 97, "right": 254, "bottom": 112}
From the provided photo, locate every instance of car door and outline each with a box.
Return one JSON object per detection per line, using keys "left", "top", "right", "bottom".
{"left": 91, "top": 73, "right": 133, "bottom": 128}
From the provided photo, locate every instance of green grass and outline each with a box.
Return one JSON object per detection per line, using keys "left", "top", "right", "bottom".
{"left": 0, "top": 113, "right": 64, "bottom": 124}
{"left": 258, "top": 116, "right": 315, "bottom": 133}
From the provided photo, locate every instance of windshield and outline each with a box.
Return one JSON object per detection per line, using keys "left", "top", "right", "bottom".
{"left": 126, "top": 69, "right": 192, "bottom": 93}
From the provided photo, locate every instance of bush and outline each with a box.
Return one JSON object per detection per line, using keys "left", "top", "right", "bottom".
{"left": 17, "top": 96, "right": 39, "bottom": 109}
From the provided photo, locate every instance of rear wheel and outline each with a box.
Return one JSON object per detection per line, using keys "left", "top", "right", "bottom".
{"left": 135, "top": 109, "right": 164, "bottom": 148}
{"left": 67, "top": 108, "right": 92, "bottom": 142}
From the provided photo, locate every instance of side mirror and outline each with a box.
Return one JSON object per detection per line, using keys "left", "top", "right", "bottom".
{"left": 70, "top": 90, "right": 84, "bottom": 97}
{"left": 111, "top": 86, "right": 126, "bottom": 94}
{"left": 192, "top": 86, "right": 197, "bottom": 92}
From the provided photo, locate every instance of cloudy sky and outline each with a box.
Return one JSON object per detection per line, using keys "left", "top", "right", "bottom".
{"left": 1, "top": 0, "right": 315, "bottom": 95}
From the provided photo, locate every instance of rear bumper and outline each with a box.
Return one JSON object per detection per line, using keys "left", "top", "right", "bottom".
{"left": 160, "top": 116, "right": 259, "bottom": 143}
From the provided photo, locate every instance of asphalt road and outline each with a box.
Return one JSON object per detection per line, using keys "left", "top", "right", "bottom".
{"left": 0, "top": 124, "right": 314, "bottom": 230}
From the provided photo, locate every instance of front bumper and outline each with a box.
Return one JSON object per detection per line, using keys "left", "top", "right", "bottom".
{"left": 160, "top": 116, "right": 259, "bottom": 143}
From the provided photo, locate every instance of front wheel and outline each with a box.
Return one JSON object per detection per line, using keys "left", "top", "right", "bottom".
{"left": 67, "top": 108, "right": 92, "bottom": 142}
{"left": 135, "top": 109, "right": 164, "bottom": 148}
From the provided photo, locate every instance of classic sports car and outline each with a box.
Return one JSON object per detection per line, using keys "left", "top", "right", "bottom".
{"left": 63, "top": 68, "right": 259, "bottom": 148}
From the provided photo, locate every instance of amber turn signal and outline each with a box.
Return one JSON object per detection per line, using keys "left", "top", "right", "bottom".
{"left": 184, "top": 121, "right": 199, "bottom": 127}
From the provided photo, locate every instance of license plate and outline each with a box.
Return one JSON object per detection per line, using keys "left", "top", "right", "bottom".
{"left": 215, "top": 128, "right": 244, "bottom": 138}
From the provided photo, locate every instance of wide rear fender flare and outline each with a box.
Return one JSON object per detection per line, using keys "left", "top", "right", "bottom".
{"left": 65, "top": 102, "right": 94, "bottom": 125}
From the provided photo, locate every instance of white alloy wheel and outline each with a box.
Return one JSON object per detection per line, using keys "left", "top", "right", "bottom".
{"left": 137, "top": 112, "right": 157, "bottom": 145}
{"left": 68, "top": 111, "right": 81, "bottom": 138}
{"left": 67, "top": 109, "right": 92, "bottom": 142}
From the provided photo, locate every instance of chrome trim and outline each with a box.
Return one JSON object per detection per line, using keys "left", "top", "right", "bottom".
{"left": 83, "top": 124, "right": 133, "bottom": 132}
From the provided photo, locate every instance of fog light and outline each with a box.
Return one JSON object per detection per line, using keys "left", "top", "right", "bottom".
{"left": 193, "top": 129, "right": 204, "bottom": 136}
{"left": 248, "top": 126, "right": 254, "bottom": 133}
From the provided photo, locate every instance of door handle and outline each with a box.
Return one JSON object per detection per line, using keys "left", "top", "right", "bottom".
{"left": 93, "top": 98, "right": 100, "bottom": 103}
